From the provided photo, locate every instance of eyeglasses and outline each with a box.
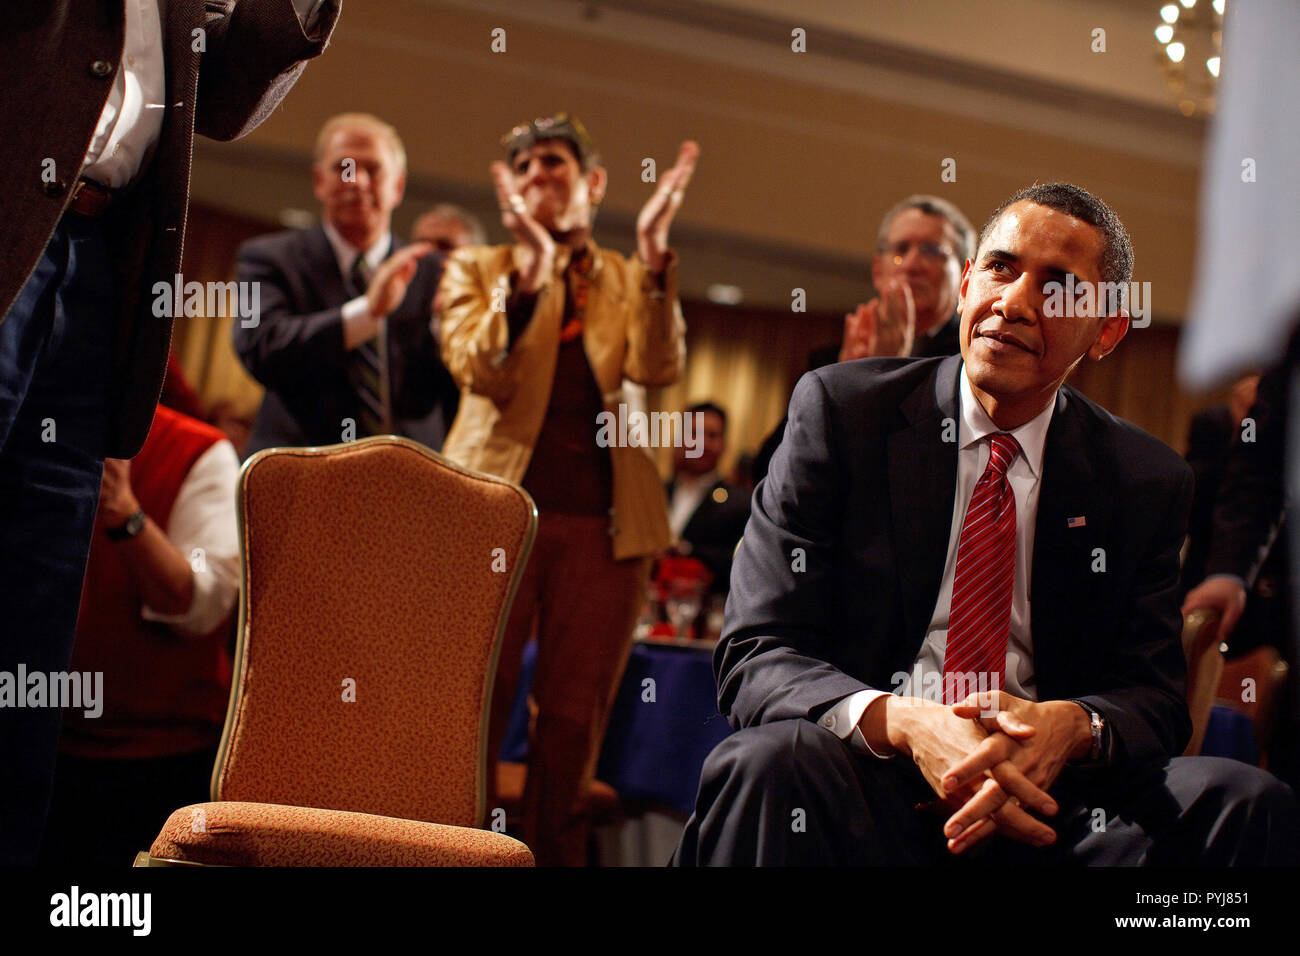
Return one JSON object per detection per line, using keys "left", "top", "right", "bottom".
{"left": 877, "top": 240, "right": 955, "bottom": 264}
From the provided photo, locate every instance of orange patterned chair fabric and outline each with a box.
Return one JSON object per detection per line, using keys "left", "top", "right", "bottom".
{"left": 215, "top": 437, "right": 536, "bottom": 827}
{"left": 141, "top": 438, "right": 537, "bottom": 867}
{"left": 150, "top": 802, "right": 533, "bottom": 867}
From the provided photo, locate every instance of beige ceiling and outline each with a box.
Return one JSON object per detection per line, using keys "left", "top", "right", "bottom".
{"left": 190, "top": 0, "right": 1207, "bottom": 319}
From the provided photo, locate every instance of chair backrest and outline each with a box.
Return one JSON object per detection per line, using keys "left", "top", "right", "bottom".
{"left": 1181, "top": 608, "right": 1225, "bottom": 757}
{"left": 212, "top": 437, "right": 537, "bottom": 829}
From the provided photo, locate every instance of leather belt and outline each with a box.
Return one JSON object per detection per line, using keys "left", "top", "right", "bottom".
{"left": 66, "top": 177, "right": 116, "bottom": 218}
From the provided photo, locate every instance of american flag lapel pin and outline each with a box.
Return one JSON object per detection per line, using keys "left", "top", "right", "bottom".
{"left": 1067, "top": 515, "right": 1087, "bottom": 528}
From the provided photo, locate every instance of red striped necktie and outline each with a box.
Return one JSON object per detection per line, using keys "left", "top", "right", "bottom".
{"left": 942, "top": 432, "right": 1021, "bottom": 704}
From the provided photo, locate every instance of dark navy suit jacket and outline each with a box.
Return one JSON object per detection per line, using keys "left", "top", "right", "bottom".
{"left": 233, "top": 225, "right": 459, "bottom": 455}
{"left": 718, "top": 354, "right": 1194, "bottom": 773}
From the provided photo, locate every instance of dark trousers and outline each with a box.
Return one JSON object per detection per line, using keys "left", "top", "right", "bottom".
{"left": 39, "top": 748, "right": 217, "bottom": 867}
{"left": 486, "top": 513, "right": 648, "bottom": 866}
{"left": 0, "top": 215, "right": 115, "bottom": 865}
{"left": 671, "top": 719, "right": 1300, "bottom": 866}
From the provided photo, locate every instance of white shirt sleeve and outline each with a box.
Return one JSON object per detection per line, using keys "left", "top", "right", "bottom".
{"left": 140, "top": 440, "right": 241, "bottom": 638}
{"left": 819, "top": 689, "right": 894, "bottom": 759}
{"left": 342, "top": 295, "right": 385, "bottom": 349}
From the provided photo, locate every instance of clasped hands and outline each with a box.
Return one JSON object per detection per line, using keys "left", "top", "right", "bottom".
{"left": 870, "top": 691, "right": 1092, "bottom": 855}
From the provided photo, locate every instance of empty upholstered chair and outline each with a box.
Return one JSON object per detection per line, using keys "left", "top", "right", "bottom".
{"left": 1182, "top": 609, "right": 1225, "bottom": 757}
{"left": 135, "top": 437, "right": 537, "bottom": 866}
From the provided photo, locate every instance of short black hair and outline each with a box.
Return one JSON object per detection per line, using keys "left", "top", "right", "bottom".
{"left": 976, "top": 182, "right": 1133, "bottom": 288}
{"left": 686, "top": 401, "right": 727, "bottom": 433}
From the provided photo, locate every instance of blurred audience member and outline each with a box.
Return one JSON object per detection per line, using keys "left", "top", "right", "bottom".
{"left": 233, "top": 112, "right": 459, "bottom": 455}
{"left": 40, "top": 405, "right": 239, "bottom": 866}
{"left": 416, "top": 203, "right": 488, "bottom": 324}
{"left": 160, "top": 351, "right": 205, "bottom": 421}
{"left": 208, "top": 399, "right": 255, "bottom": 459}
{"left": 1182, "top": 373, "right": 1263, "bottom": 596}
{"left": 1182, "top": 366, "right": 1297, "bottom": 785}
{"left": 666, "top": 402, "right": 750, "bottom": 596}
{"left": 840, "top": 194, "right": 974, "bottom": 363}
{"left": 412, "top": 203, "right": 486, "bottom": 251}
{"left": 439, "top": 113, "right": 695, "bottom": 865}
{"left": 753, "top": 195, "right": 974, "bottom": 484}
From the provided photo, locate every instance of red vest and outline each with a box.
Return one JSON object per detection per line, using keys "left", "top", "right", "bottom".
{"left": 62, "top": 406, "right": 234, "bottom": 760}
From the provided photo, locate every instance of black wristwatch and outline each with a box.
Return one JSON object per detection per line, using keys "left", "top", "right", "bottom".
{"left": 106, "top": 508, "right": 147, "bottom": 542}
{"left": 1070, "top": 700, "right": 1106, "bottom": 763}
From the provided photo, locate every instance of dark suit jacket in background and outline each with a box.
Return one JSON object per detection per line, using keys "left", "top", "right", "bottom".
{"left": 667, "top": 476, "right": 751, "bottom": 595}
{"left": 720, "top": 355, "right": 1194, "bottom": 776}
{"left": 0, "top": 0, "right": 341, "bottom": 458}
{"left": 752, "top": 313, "right": 961, "bottom": 485}
{"left": 233, "top": 226, "right": 459, "bottom": 455}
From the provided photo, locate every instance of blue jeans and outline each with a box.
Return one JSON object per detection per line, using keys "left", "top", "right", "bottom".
{"left": 0, "top": 214, "right": 115, "bottom": 865}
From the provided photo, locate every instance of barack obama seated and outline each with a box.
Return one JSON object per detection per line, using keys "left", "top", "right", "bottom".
{"left": 673, "top": 184, "right": 1300, "bottom": 866}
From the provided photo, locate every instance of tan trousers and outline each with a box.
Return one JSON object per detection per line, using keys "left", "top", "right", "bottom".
{"left": 487, "top": 512, "right": 649, "bottom": 866}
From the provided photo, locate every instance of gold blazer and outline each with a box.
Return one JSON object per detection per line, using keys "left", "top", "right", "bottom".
{"left": 438, "top": 241, "right": 686, "bottom": 560}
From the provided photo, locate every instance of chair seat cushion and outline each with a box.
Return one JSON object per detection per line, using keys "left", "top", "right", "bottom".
{"left": 150, "top": 802, "right": 533, "bottom": 866}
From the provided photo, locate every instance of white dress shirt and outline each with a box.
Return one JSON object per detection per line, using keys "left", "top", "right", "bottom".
{"left": 139, "top": 440, "right": 241, "bottom": 638}
{"left": 669, "top": 469, "right": 721, "bottom": 543}
{"left": 820, "top": 363, "right": 1060, "bottom": 755}
{"left": 81, "top": 0, "right": 166, "bottom": 188}
{"left": 80, "top": 0, "right": 331, "bottom": 188}
{"left": 323, "top": 222, "right": 394, "bottom": 348}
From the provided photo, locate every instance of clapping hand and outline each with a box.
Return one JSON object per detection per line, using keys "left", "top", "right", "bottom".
{"left": 840, "top": 279, "right": 916, "bottom": 361}
{"left": 490, "top": 160, "right": 556, "bottom": 294}
{"left": 636, "top": 141, "right": 700, "bottom": 274}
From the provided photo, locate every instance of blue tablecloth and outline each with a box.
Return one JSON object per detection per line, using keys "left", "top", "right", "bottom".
{"left": 501, "top": 641, "right": 732, "bottom": 816}
{"left": 1201, "top": 704, "right": 1258, "bottom": 764}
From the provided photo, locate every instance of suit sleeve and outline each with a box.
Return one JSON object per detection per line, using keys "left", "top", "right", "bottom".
{"left": 1205, "top": 365, "right": 1288, "bottom": 584}
{"left": 715, "top": 371, "right": 877, "bottom": 729}
{"left": 232, "top": 242, "right": 347, "bottom": 390}
{"left": 621, "top": 252, "right": 686, "bottom": 387}
{"left": 1181, "top": 408, "right": 1228, "bottom": 590}
{"left": 1076, "top": 461, "right": 1195, "bottom": 769}
{"left": 195, "top": 0, "right": 341, "bottom": 143}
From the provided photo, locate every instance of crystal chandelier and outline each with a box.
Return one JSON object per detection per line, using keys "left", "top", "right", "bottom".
{"left": 1154, "top": 0, "right": 1225, "bottom": 116}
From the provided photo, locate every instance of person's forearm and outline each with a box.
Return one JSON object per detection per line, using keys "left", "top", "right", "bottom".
{"left": 861, "top": 695, "right": 911, "bottom": 758}
{"left": 114, "top": 519, "right": 195, "bottom": 617}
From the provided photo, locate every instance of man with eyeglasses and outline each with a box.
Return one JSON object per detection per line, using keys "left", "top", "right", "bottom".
{"left": 754, "top": 195, "right": 975, "bottom": 485}
{"left": 842, "top": 195, "right": 975, "bottom": 363}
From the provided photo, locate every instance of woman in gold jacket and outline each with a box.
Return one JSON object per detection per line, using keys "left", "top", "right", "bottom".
{"left": 437, "top": 114, "right": 698, "bottom": 865}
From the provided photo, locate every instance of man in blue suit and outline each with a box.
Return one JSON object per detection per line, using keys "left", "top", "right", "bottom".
{"left": 233, "top": 113, "right": 458, "bottom": 455}
{"left": 674, "top": 183, "right": 1300, "bottom": 865}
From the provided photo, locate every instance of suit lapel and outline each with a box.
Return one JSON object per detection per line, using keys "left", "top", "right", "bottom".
{"left": 1030, "top": 389, "right": 1111, "bottom": 693}
{"left": 888, "top": 355, "right": 962, "bottom": 653}
{"left": 302, "top": 225, "right": 351, "bottom": 307}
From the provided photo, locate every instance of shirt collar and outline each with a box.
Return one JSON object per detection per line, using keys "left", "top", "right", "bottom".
{"left": 958, "top": 362, "right": 1058, "bottom": 480}
{"left": 675, "top": 468, "right": 720, "bottom": 490}
{"left": 322, "top": 221, "right": 391, "bottom": 281}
